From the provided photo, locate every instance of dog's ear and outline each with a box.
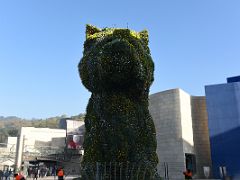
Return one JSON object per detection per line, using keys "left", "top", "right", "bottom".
{"left": 139, "top": 30, "right": 149, "bottom": 45}
{"left": 86, "top": 24, "right": 101, "bottom": 39}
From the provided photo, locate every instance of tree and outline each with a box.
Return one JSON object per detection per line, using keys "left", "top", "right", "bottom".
{"left": 7, "top": 128, "right": 18, "bottom": 136}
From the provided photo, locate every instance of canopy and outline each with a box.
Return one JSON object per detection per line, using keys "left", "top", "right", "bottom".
{"left": 0, "top": 159, "right": 14, "bottom": 166}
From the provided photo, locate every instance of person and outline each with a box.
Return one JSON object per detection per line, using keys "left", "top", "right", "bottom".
{"left": 5, "top": 168, "right": 12, "bottom": 180}
{"left": 4, "top": 169, "right": 9, "bottom": 180}
{"left": 27, "top": 167, "right": 31, "bottom": 178}
{"left": 51, "top": 166, "right": 56, "bottom": 176}
{"left": 14, "top": 173, "right": 25, "bottom": 180}
{"left": 0, "top": 170, "right": 3, "bottom": 180}
{"left": 57, "top": 168, "right": 64, "bottom": 180}
{"left": 32, "top": 168, "right": 38, "bottom": 180}
{"left": 8, "top": 169, "right": 12, "bottom": 179}
{"left": 183, "top": 169, "right": 192, "bottom": 179}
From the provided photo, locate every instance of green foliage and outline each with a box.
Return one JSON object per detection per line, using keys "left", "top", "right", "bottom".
{"left": 79, "top": 25, "right": 158, "bottom": 179}
{"left": 7, "top": 128, "right": 19, "bottom": 136}
{"left": 79, "top": 25, "right": 153, "bottom": 95}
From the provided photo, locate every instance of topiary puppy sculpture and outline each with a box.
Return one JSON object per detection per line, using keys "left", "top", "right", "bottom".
{"left": 79, "top": 24, "right": 158, "bottom": 179}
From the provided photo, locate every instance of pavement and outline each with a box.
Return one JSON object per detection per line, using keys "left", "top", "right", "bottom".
{"left": 27, "top": 176, "right": 80, "bottom": 180}
{"left": 3, "top": 175, "right": 81, "bottom": 180}
{"left": 3, "top": 176, "right": 223, "bottom": 180}
{"left": 5, "top": 176, "right": 222, "bottom": 180}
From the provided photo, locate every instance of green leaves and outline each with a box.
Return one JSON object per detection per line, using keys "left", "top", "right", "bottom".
{"left": 80, "top": 25, "right": 153, "bottom": 96}
{"left": 86, "top": 24, "right": 101, "bottom": 39}
{"left": 79, "top": 25, "right": 158, "bottom": 179}
{"left": 139, "top": 30, "right": 149, "bottom": 45}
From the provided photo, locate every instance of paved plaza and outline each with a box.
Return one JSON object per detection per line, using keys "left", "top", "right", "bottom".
{"left": 5, "top": 175, "right": 80, "bottom": 180}
{"left": 31, "top": 176, "right": 79, "bottom": 179}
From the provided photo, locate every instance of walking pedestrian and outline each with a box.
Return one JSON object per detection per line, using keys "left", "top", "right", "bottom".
{"left": 57, "top": 168, "right": 64, "bottom": 180}
{"left": 14, "top": 173, "right": 26, "bottom": 180}
{"left": 183, "top": 169, "right": 193, "bottom": 179}
{"left": 32, "top": 168, "right": 38, "bottom": 180}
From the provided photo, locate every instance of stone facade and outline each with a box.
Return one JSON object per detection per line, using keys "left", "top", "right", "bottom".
{"left": 149, "top": 89, "right": 212, "bottom": 179}
{"left": 191, "top": 96, "right": 212, "bottom": 178}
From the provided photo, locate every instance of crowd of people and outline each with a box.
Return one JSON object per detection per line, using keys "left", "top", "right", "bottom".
{"left": 0, "top": 166, "right": 64, "bottom": 180}
{"left": 27, "top": 166, "right": 52, "bottom": 179}
{"left": 13, "top": 167, "right": 64, "bottom": 180}
{"left": 0, "top": 168, "right": 13, "bottom": 180}
{"left": 26, "top": 166, "right": 64, "bottom": 179}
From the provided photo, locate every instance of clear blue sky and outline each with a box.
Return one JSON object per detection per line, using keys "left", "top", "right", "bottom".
{"left": 1, "top": 0, "right": 240, "bottom": 119}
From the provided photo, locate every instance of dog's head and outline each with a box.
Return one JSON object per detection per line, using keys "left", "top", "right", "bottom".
{"left": 79, "top": 24, "right": 154, "bottom": 95}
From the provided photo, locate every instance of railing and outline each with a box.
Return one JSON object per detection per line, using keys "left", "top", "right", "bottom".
{"left": 80, "top": 162, "right": 160, "bottom": 180}
{"left": 23, "top": 145, "right": 65, "bottom": 161}
{"left": 79, "top": 162, "right": 199, "bottom": 180}
{"left": 23, "top": 146, "right": 84, "bottom": 163}
{"left": 24, "top": 145, "right": 64, "bottom": 155}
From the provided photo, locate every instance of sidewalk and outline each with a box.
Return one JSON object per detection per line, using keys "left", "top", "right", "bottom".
{"left": 25, "top": 175, "right": 80, "bottom": 180}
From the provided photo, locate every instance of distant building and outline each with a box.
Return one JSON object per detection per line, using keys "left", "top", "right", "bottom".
{"left": 205, "top": 76, "right": 240, "bottom": 179}
{"left": 13, "top": 120, "right": 85, "bottom": 175}
{"left": 15, "top": 127, "right": 66, "bottom": 170}
{"left": 59, "top": 118, "right": 85, "bottom": 149}
{"left": 149, "top": 89, "right": 212, "bottom": 180}
{"left": 0, "top": 137, "right": 17, "bottom": 170}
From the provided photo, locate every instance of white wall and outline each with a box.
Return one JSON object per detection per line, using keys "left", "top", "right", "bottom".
{"left": 7, "top": 137, "right": 17, "bottom": 150}
{"left": 15, "top": 127, "right": 66, "bottom": 169}
{"left": 179, "top": 89, "right": 194, "bottom": 154}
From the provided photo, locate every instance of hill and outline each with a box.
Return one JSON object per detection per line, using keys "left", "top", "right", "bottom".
{"left": 0, "top": 114, "right": 85, "bottom": 143}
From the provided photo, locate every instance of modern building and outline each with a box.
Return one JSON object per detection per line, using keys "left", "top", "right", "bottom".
{"left": 10, "top": 87, "right": 216, "bottom": 179}
{"left": 13, "top": 119, "right": 85, "bottom": 176}
{"left": 205, "top": 76, "right": 240, "bottom": 179}
{"left": 149, "top": 88, "right": 212, "bottom": 180}
{"left": 15, "top": 127, "right": 66, "bottom": 170}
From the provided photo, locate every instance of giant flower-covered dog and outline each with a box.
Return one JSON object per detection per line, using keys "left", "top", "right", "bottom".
{"left": 79, "top": 24, "right": 158, "bottom": 179}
